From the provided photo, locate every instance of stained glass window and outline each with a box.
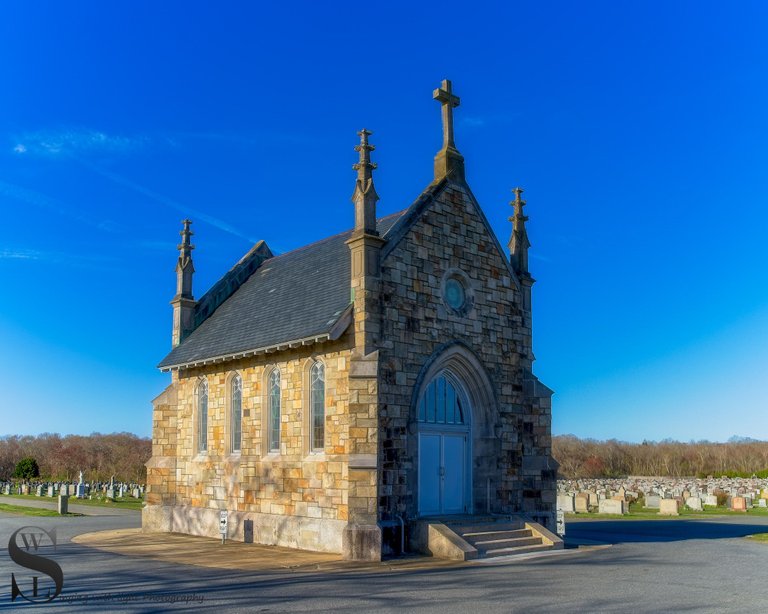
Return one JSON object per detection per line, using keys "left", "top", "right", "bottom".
{"left": 268, "top": 369, "right": 281, "bottom": 452}
{"left": 197, "top": 379, "right": 208, "bottom": 452}
{"left": 231, "top": 375, "right": 242, "bottom": 453}
{"left": 310, "top": 362, "right": 325, "bottom": 451}
{"left": 418, "top": 375, "right": 464, "bottom": 425}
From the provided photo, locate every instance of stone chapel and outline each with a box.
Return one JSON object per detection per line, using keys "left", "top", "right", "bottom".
{"left": 144, "top": 80, "right": 558, "bottom": 561}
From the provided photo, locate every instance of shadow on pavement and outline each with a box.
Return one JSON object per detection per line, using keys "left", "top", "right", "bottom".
{"left": 566, "top": 519, "right": 768, "bottom": 545}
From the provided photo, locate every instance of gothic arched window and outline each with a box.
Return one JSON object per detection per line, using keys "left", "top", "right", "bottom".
{"left": 268, "top": 368, "right": 281, "bottom": 452}
{"left": 418, "top": 374, "right": 465, "bottom": 425}
{"left": 197, "top": 379, "right": 208, "bottom": 452}
{"left": 231, "top": 374, "right": 242, "bottom": 453}
{"left": 310, "top": 361, "right": 325, "bottom": 451}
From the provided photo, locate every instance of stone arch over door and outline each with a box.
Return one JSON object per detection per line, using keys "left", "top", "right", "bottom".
{"left": 407, "top": 342, "right": 500, "bottom": 517}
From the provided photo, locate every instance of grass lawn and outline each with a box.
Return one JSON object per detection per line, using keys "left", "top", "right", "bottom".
{"left": 0, "top": 493, "right": 143, "bottom": 511}
{"left": 0, "top": 502, "right": 82, "bottom": 517}
{"left": 747, "top": 533, "right": 768, "bottom": 542}
{"left": 566, "top": 505, "right": 768, "bottom": 520}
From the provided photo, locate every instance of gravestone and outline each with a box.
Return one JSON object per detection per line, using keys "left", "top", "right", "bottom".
{"left": 759, "top": 499, "right": 767, "bottom": 508}
{"left": 47, "top": 485, "right": 55, "bottom": 497}
{"left": 588, "top": 492, "right": 599, "bottom": 507}
{"left": 659, "top": 499, "right": 679, "bottom": 516}
{"left": 731, "top": 496, "right": 747, "bottom": 512}
{"left": 58, "top": 495, "right": 68, "bottom": 515}
{"left": 598, "top": 499, "right": 625, "bottom": 514}
{"left": 704, "top": 494, "right": 718, "bottom": 507}
{"left": 645, "top": 495, "right": 661, "bottom": 509}
{"left": 119, "top": 485, "right": 125, "bottom": 499}
{"left": 132, "top": 488, "right": 140, "bottom": 499}
{"left": 686, "top": 497, "right": 703, "bottom": 511}
{"left": 35, "top": 485, "right": 43, "bottom": 497}
{"left": 3, "top": 484, "right": 10, "bottom": 495}
{"left": 21, "top": 484, "right": 29, "bottom": 495}
{"left": 106, "top": 488, "right": 115, "bottom": 500}
{"left": 557, "top": 494, "right": 575, "bottom": 513}
{"left": 575, "top": 493, "right": 589, "bottom": 513}
{"left": 77, "top": 483, "right": 86, "bottom": 498}
{"left": 745, "top": 496, "right": 753, "bottom": 509}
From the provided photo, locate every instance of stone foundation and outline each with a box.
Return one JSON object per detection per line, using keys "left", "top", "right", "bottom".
{"left": 342, "top": 523, "right": 382, "bottom": 561}
{"left": 142, "top": 504, "right": 345, "bottom": 553}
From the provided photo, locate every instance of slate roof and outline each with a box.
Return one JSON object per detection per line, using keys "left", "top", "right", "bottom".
{"left": 157, "top": 209, "right": 407, "bottom": 370}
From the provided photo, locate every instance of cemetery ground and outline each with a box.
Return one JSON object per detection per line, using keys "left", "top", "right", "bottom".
{"left": 0, "top": 493, "right": 143, "bottom": 511}
{"left": 0, "top": 502, "right": 81, "bottom": 517}
{"left": 2, "top": 508, "right": 768, "bottom": 611}
{"left": 566, "top": 503, "right": 768, "bottom": 520}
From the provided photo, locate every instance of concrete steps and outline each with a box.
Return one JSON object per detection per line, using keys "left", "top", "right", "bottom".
{"left": 483, "top": 543, "right": 554, "bottom": 558}
{"left": 458, "top": 523, "right": 548, "bottom": 558}
{"left": 413, "top": 516, "right": 563, "bottom": 560}
{"left": 461, "top": 528, "right": 532, "bottom": 542}
{"left": 471, "top": 535, "right": 543, "bottom": 550}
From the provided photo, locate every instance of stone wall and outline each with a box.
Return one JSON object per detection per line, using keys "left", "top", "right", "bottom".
{"left": 376, "top": 180, "right": 556, "bottom": 541}
{"left": 144, "top": 333, "right": 356, "bottom": 553}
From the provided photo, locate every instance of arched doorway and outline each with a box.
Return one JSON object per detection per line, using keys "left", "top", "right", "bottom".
{"left": 417, "top": 371, "right": 471, "bottom": 515}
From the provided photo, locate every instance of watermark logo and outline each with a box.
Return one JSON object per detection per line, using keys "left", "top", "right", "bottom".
{"left": 8, "top": 526, "right": 64, "bottom": 603}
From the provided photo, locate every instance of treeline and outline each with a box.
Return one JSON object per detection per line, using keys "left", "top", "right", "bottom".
{"left": 553, "top": 435, "right": 768, "bottom": 478}
{"left": 0, "top": 433, "right": 151, "bottom": 482}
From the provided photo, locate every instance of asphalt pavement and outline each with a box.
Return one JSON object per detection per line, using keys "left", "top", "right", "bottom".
{"left": 0, "top": 509, "right": 766, "bottom": 612}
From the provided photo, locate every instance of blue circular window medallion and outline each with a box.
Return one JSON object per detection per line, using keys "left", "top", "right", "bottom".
{"left": 444, "top": 277, "right": 466, "bottom": 310}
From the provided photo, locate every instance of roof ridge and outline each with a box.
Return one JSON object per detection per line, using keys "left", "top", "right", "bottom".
{"left": 263, "top": 209, "right": 407, "bottom": 264}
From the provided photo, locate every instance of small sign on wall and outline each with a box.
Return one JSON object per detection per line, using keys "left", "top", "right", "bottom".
{"left": 556, "top": 509, "right": 565, "bottom": 536}
{"left": 220, "top": 510, "right": 228, "bottom": 544}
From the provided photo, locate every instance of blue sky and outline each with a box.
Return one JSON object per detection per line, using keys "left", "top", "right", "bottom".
{"left": 1, "top": 1, "right": 766, "bottom": 441}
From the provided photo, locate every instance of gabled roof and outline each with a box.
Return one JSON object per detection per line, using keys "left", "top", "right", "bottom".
{"left": 158, "top": 210, "right": 406, "bottom": 371}
{"left": 158, "top": 176, "right": 517, "bottom": 372}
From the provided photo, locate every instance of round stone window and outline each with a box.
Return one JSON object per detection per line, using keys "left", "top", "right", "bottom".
{"left": 444, "top": 278, "right": 466, "bottom": 310}
{"left": 442, "top": 269, "right": 473, "bottom": 316}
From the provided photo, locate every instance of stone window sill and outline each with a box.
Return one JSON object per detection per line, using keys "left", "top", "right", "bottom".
{"left": 303, "top": 451, "right": 327, "bottom": 461}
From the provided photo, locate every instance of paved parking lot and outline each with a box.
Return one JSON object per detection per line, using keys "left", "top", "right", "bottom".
{"left": 0, "top": 510, "right": 766, "bottom": 612}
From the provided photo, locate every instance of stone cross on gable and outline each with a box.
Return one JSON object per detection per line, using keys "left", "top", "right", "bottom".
{"left": 433, "top": 79, "right": 460, "bottom": 149}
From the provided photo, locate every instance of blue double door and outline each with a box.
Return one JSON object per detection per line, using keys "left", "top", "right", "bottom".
{"left": 418, "top": 431, "right": 468, "bottom": 515}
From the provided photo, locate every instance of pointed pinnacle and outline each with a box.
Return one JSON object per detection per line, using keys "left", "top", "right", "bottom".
{"left": 509, "top": 187, "right": 528, "bottom": 222}
{"left": 352, "top": 128, "right": 378, "bottom": 172}
{"left": 178, "top": 219, "right": 195, "bottom": 254}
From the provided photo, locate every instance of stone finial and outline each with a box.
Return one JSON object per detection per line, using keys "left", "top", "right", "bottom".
{"left": 172, "top": 219, "right": 196, "bottom": 347}
{"left": 433, "top": 79, "right": 465, "bottom": 182}
{"left": 508, "top": 187, "right": 531, "bottom": 276}
{"left": 351, "top": 128, "right": 379, "bottom": 236}
{"left": 178, "top": 219, "right": 194, "bottom": 266}
{"left": 175, "top": 219, "right": 195, "bottom": 298}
